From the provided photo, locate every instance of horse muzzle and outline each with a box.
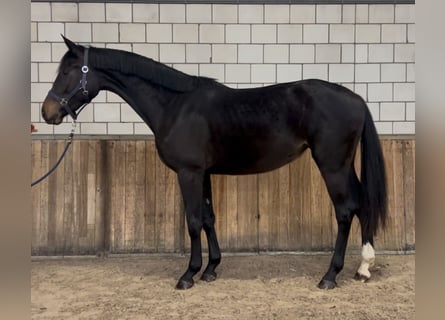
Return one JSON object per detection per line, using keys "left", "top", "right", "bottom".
{"left": 42, "top": 96, "right": 64, "bottom": 125}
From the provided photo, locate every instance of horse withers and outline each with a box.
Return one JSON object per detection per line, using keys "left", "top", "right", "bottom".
{"left": 41, "top": 36, "right": 387, "bottom": 290}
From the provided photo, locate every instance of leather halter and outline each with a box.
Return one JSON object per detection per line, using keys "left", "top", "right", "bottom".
{"left": 47, "top": 47, "right": 90, "bottom": 120}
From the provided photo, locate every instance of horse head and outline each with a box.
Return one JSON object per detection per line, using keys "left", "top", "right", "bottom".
{"left": 42, "top": 36, "right": 99, "bottom": 124}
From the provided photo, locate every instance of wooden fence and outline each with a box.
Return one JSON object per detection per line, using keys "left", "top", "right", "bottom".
{"left": 31, "top": 138, "right": 415, "bottom": 255}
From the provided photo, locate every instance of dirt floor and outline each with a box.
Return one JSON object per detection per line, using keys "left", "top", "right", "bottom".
{"left": 31, "top": 253, "right": 414, "bottom": 320}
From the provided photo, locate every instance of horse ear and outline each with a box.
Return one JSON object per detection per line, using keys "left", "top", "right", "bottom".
{"left": 61, "top": 35, "right": 82, "bottom": 55}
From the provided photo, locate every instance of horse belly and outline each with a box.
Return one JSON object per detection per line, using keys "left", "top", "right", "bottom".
{"left": 210, "top": 139, "right": 308, "bottom": 175}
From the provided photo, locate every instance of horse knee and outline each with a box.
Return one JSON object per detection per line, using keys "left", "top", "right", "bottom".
{"left": 335, "top": 206, "right": 354, "bottom": 224}
{"left": 188, "top": 227, "right": 202, "bottom": 239}
{"left": 187, "top": 217, "right": 203, "bottom": 238}
{"left": 203, "top": 215, "right": 215, "bottom": 232}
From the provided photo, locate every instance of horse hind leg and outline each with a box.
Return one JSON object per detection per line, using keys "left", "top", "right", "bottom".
{"left": 200, "top": 173, "right": 222, "bottom": 282}
{"left": 332, "top": 168, "right": 376, "bottom": 283}
{"left": 315, "top": 164, "right": 361, "bottom": 289}
{"left": 344, "top": 163, "right": 376, "bottom": 283}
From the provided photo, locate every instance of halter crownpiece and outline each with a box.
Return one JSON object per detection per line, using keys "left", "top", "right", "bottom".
{"left": 47, "top": 47, "right": 90, "bottom": 121}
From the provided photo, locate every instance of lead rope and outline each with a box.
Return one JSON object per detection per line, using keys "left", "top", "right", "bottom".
{"left": 31, "top": 119, "right": 77, "bottom": 187}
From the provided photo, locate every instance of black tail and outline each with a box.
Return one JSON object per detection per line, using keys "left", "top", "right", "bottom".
{"left": 360, "top": 107, "right": 387, "bottom": 238}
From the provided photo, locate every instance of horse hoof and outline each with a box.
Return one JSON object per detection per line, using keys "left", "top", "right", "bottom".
{"left": 201, "top": 272, "right": 217, "bottom": 282}
{"left": 354, "top": 272, "right": 370, "bottom": 283}
{"left": 175, "top": 279, "right": 194, "bottom": 290}
{"left": 318, "top": 279, "right": 337, "bottom": 290}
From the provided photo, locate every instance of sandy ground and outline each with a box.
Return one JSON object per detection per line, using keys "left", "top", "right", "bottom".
{"left": 31, "top": 253, "right": 414, "bottom": 320}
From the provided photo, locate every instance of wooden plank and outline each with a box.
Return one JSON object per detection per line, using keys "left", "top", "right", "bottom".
{"left": 54, "top": 141, "right": 66, "bottom": 254}
{"left": 87, "top": 225, "right": 95, "bottom": 254}
{"left": 278, "top": 165, "right": 290, "bottom": 249}
{"left": 38, "top": 141, "right": 49, "bottom": 253}
{"left": 226, "top": 175, "right": 238, "bottom": 250}
{"left": 124, "top": 141, "right": 136, "bottom": 251}
{"left": 86, "top": 141, "right": 97, "bottom": 251}
{"left": 108, "top": 141, "right": 116, "bottom": 251}
{"left": 236, "top": 175, "right": 258, "bottom": 251}
{"left": 76, "top": 142, "right": 89, "bottom": 252}
{"left": 376, "top": 140, "right": 395, "bottom": 248}
{"left": 79, "top": 141, "right": 89, "bottom": 239}
{"left": 71, "top": 141, "right": 81, "bottom": 253}
{"left": 113, "top": 141, "right": 126, "bottom": 252}
{"left": 144, "top": 141, "right": 156, "bottom": 251}
{"left": 249, "top": 174, "right": 259, "bottom": 250}
{"left": 300, "top": 152, "right": 312, "bottom": 251}
{"left": 164, "top": 167, "right": 177, "bottom": 252}
{"left": 268, "top": 170, "right": 280, "bottom": 250}
{"left": 103, "top": 141, "right": 114, "bottom": 253}
{"left": 155, "top": 152, "right": 167, "bottom": 252}
{"left": 134, "top": 141, "right": 146, "bottom": 251}
{"left": 86, "top": 141, "right": 97, "bottom": 224}
{"left": 46, "top": 141, "right": 58, "bottom": 254}
{"left": 403, "top": 140, "right": 415, "bottom": 249}
{"left": 258, "top": 172, "right": 270, "bottom": 250}
{"left": 392, "top": 140, "right": 406, "bottom": 250}
{"left": 388, "top": 140, "right": 400, "bottom": 250}
{"left": 62, "top": 140, "right": 74, "bottom": 254}
{"left": 94, "top": 140, "right": 106, "bottom": 253}
{"left": 31, "top": 140, "right": 42, "bottom": 254}
{"left": 258, "top": 170, "right": 278, "bottom": 250}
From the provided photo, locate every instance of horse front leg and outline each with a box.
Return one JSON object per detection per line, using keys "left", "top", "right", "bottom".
{"left": 176, "top": 169, "right": 204, "bottom": 290}
{"left": 200, "top": 173, "right": 221, "bottom": 282}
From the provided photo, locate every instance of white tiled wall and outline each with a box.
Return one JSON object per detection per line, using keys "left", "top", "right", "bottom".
{"left": 31, "top": 2, "right": 415, "bottom": 136}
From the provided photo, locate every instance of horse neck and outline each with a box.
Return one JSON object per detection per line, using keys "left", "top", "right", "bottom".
{"left": 95, "top": 68, "right": 178, "bottom": 136}
{"left": 90, "top": 49, "right": 183, "bottom": 135}
{"left": 96, "top": 70, "right": 175, "bottom": 135}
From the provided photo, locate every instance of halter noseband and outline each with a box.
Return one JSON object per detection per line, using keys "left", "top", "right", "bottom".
{"left": 48, "top": 47, "right": 90, "bottom": 121}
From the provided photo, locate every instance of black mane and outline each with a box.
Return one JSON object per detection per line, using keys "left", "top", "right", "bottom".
{"left": 87, "top": 46, "right": 217, "bottom": 92}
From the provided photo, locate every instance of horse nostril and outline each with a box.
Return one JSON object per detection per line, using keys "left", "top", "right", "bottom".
{"left": 42, "top": 110, "right": 46, "bottom": 119}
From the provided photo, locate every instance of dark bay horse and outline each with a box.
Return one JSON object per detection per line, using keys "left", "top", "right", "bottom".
{"left": 42, "top": 37, "right": 387, "bottom": 290}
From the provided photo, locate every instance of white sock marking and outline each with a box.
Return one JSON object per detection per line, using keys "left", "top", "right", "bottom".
{"left": 357, "top": 242, "right": 375, "bottom": 280}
